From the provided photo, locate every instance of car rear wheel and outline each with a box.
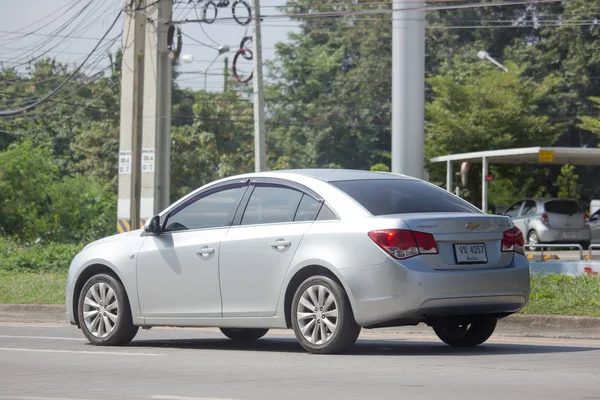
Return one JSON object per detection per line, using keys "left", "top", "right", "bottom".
{"left": 291, "top": 275, "right": 361, "bottom": 354}
{"left": 78, "top": 273, "right": 138, "bottom": 346}
{"left": 527, "top": 230, "right": 540, "bottom": 251}
{"left": 432, "top": 315, "right": 497, "bottom": 347}
{"left": 220, "top": 328, "right": 269, "bottom": 341}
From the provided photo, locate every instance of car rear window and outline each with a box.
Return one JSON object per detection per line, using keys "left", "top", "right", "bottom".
{"left": 331, "top": 179, "right": 479, "bottom": 216}
{"left": 544, "top": 200, "right": 581, "bottom": 215}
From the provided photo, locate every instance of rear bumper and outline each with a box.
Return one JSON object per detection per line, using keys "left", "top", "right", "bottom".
{"left": 339, "top": 255, "right": 530, "bottom": 327}
{"left": 537, "top": 227, "right": 590, "bottom": 243}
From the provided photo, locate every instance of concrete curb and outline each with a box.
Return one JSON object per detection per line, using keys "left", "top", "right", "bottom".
{"left": 1, "top": 304, "right": 599, "bottom": 339}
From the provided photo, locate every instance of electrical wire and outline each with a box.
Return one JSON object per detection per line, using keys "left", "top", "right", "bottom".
{"left": 0, "top": 0, "right": 99, "bottom": 68}
{"left": 0, "top": 10, "right": 123, "bottom": 118}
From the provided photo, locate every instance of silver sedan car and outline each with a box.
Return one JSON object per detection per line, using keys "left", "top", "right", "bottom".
{"left": 66, "top": 169, "right": 530, "bottom": 354}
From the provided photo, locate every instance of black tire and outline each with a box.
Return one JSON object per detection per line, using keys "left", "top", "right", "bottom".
{"left": 527, "top": 230, "right": 540, "bottom": 252}
{"left": 77, "top": 273, "right": 138, "bottom": 346}
{"left": 432, "top": 315, "right": 497, "bottom": 347}
{"left": 291, "top": 275, "right": 361, "bottom": 354}
{"left": 220, "top": 328, "right": 269, "bottom": 341}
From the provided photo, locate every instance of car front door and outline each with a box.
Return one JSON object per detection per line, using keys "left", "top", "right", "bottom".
{"left": 219, "top": 182, "right": 322, "bottom": 317}
{"left": 136, "top": 183, "right": 248, "bottom": 319}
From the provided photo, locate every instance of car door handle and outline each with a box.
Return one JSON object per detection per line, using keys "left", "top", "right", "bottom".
{"left": 271, "top": 240, "right": 291, "bottom": 249}
{"left": 196, "top": 247, "right": 215, "bottom": 257}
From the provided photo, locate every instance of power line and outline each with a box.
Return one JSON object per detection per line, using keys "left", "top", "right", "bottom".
{"left": 0, "top": 10, "right": 123, "bottom": 118}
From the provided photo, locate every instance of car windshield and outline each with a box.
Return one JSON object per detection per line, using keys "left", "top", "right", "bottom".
{"left": 544, "top": 200, "right": 581, "bottom": 215}
{"left": 331, "top": 179, "right": 479, "bottom": 216}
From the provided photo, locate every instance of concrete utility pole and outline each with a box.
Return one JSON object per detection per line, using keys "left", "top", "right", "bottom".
{"left": 140, "top": 0, "right": 173, "bottom": 222}
{"left": 252, "top": 0, "right": 267, "bottom": 172}
{"left": 117, "top": 0, "right": 146, "bottom": 233}
{"left": 391, "top": 0, "right": 425, "bottom": 179}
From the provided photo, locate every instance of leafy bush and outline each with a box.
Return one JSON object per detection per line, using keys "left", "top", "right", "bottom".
{"left": 0, "top": 238, "right": 82, "bottom": 273}
{"left": 0, "top": 141, "right": 116, "bottom": 243}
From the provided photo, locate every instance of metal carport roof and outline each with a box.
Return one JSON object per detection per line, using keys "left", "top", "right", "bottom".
{"left": 430, "top": 147, "right": 600, "bottom": 213}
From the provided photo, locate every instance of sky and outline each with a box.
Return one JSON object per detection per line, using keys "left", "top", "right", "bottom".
{"left": 0, "top": 0, "right": 301, "bottom": 91}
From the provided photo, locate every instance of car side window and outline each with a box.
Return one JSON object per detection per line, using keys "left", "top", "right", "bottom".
{"left": 522, "top": 201, "right": 537, "bottom": 216}
{"left": 505, "top": 202, "right": 523, "bottom": 218}
{"left": 164, "top": 186, "right": 246, "bottom": 232}
{"left": 241, "top": 185, "right": 303, "bottom": 225}
{"left": 316, "top": 203, "right": 338, "bottom": 221}
{"left": 294, "top": 194, "right": 322, "bottom": 222}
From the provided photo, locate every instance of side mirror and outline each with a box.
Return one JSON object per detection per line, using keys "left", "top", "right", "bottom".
{"left": 144, "top": 215, "right": 162, "bottom": 235}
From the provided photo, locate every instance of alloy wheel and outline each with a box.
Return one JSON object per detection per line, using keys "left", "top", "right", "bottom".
{"left": 296, "top": 285, "right": 338, "bottom": 345}
{"left": 83, "top": 282, "right": 118, "bottom": 338}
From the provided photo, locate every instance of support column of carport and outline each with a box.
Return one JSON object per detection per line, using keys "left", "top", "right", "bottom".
{"left": 446, "top": 160, "right": 453, "bottom": 193}
{"left": 482, "top": 156, "right": 488, "bottom": 214}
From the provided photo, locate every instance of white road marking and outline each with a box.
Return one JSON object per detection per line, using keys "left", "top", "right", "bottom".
{"left": 0, "top": 397, "right": 87, "bottom": 400}
{"left": 0, "top": 335, "right": 85, "bottom": 341}
{"left": 150, "top": 396, "right": 239, "bottom": 400}
{"left": 0, "top": 348, "right": 163, "bottom": 356}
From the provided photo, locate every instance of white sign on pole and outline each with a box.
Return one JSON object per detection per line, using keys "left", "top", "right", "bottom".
{"left": 142, "top": 148, "right": 155, "bottom": 173}
{"left": 118, "top": 151, "right": 132, "bottom": 175}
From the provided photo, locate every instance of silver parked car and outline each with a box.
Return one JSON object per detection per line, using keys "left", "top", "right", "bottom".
{"left": 588, "top": 209, "right": 600, "bottom": 244}
{"left": 504, "top": 198, "right": 591, "bottom": 249}
{"left": 66, "top": 169, "right": 530, "bottom": 354}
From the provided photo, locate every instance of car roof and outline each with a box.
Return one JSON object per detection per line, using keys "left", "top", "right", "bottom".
{"left": 259, "top": 168, "right": 416, "bottom": 182}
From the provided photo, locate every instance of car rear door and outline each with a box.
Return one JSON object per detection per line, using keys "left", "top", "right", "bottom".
{"left": 218, "top": 182, "right": 321, "bottom": 317}
{"left": 519, "top": 200, "right": 538, "bottom": 234}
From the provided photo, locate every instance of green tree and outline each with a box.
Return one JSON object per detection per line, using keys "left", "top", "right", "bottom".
{"left": 0, "top": 141, "right": 57, "bottom": 240}
{"left": 266, "top": 2, "right": 392, "bottom": 170}
{"left": 169, "top": 89, "right": 254, "bottom": 201}
{"left": 578, "top": 97, "right": 600, "bottom": 142}
{"left": 425, "top": 59, "right": 558, "bottom": 206}
{"left": 556, "top": 164, "right": 580, "bottom": 200}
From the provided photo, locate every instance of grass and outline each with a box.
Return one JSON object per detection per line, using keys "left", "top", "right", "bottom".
{"left": 1, "top": 271, "right": 599, "bottom": 317}
{"left": 0, "top": 271, "right": 67, "bottom": 304}
{"left": 521, "top": 274, "right": 600, "bottom": 317}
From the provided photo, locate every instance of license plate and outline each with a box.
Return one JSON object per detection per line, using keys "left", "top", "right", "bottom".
{"left": 454, "top": 243, "right": 487, "bottom": 264}
{"left": 562, "top": 232, "right": 577, "bottom": 239}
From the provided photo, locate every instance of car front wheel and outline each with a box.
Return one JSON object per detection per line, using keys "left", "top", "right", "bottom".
{"left": 78, "top": 273, "right": 138, "bottom": 346}
{"left": 432, "top": 315, "right": 497, "bottom": 347}
{"left": 291, "top": 275, "right": 361, "bottom": 354}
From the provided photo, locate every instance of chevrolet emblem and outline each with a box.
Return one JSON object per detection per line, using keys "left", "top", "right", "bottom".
{"left": 464, "top": 223, "right": 479, "bottom": 230}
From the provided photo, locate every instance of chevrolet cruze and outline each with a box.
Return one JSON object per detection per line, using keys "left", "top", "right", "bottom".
{"left": 66, "top": 169, "right": 530, "bottom": 354}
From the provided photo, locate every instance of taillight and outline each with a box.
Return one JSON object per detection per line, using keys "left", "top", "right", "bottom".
{"left": 541, "top": 213, "right": 549, "bottom": 226}
{"left": 585, "top": 214, "right": 589, "bottom": 223}
{"left": 502, "top": 227, "right": 525, "bottom": 255}
{"left": 368, "top": 229, "right": 438, "bottom": 260}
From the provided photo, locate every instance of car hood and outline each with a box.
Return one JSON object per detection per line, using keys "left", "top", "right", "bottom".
{"left": 83, "top": 229, "right": 143, "bottom": 250}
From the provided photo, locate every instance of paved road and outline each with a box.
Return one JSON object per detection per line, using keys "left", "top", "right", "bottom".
{"left": 1, "top": 324, "right": 599, "bottom": 400}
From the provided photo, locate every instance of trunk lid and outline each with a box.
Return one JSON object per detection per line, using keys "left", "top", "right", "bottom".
{"left": 543, "top": 200, "right": 585, "bottom": 229}
{"left": 400, "top": 213, "right": 514, "bottom": 270}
